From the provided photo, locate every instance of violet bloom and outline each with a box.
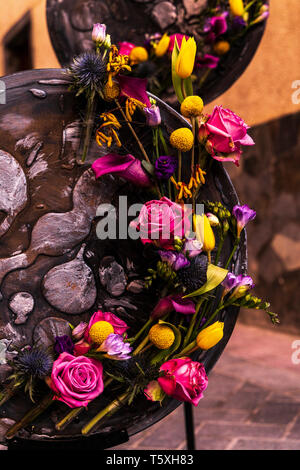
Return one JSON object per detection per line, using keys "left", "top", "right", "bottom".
{"left": 92, "top": 153, "right": 152, "bottom": 187}
{"left": 232, "top": 16, "right": 247, "bottom": 32}
{"left": 100, "top": 334, "right": 132, "bottom": 360}
{"left": 159, "top": 250, "right": 190, "bottom": 271}
{"left": 54, "top": 335, "right": 74, "bottom": 355}
{"left": 229, "top": 275, "right": 255, "bottom": 300}
{"left": 232, "top": 204, "right": 256, "bottom": 238}
{"left": 221, "top": 272, "right": 239, "bottom": 299}
{"left": 204, "top": 13, "right": 228, "bottom": 43}
{"left": 195, "top": 54, "right": 220, "bottom": 69}
{"left": 183, "top": 238, "right": 203, "bottom": 258}
{"left": 155, "top": 155, "right": 178, "bottom": 180}
{"left": 144, "top": 105, "right": 161, "bottom": 127}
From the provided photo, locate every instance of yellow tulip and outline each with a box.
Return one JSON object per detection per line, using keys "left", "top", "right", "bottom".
{"left": 193, "top": 213, "right": 215, "bottom": 254}
{"left": 175, "top": 37, "right": 197, "bottom": 79}
{"left": 229, "top": 0, "right": 244, "bottom": 17}
{"left": 196, "top": 322, "right": 224, "bottom": 350}
{"left": 155, "top": 33, "right": 170, "bottom": 57}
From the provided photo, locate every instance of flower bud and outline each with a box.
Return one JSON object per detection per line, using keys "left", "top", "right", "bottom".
{"left": 194, "top": 214, "right": 215, "bottom": 254}
{"left": 155, "top": 33, "right": 170, "bottom": 57}
{"left": 72, "top": 321, "right": 88, "bottom": 341}
{"left": 144, "top": 105, "right": 161, "bottom": 126}
{"left": 144, "top": 380, "right": 165, "bottom": 403}
{"left": 92, "top": 23, "right": 106, "bottom": 44}
{"left": 206, "top": 212, "right": 220, "bottom": 227}
{"left": 229, "top": 0, "right": 244, "bottom": 17}
{"left": 196, "top": 322, "right": 224, "bottom": 350}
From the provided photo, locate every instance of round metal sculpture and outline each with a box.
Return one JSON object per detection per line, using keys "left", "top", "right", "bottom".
{"left": 46, "top": 0, "right": 268, "bottom": 104}
{"left": 0, "top": 69, "right": 246, "bottom": 449}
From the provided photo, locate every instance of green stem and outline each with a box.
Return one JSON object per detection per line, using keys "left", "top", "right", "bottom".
{"left": 182, "top": 299, "right": 204, "bottom": 348}
{"left": 215, "top": 231, "right": 225, "bottom": 266}
{"left": 5, "top": 392, "right": 54, "bottom": 440}
{"left": 225, "top": 238, "right": 240, "bottom": 269}
{"left": 128, "top": 317, "right": 154, "bottom": 345}
{"left": 158, "top": 126, "right": 169, "bottom": 155}
{"left": 178, "top": 150, "right": 182, "bottom": 182}
{"left": 133, "top": 335, "right": 149, "bottom": 356}
{"left": 79, "top": 89, "right": 96, "bottom": 164}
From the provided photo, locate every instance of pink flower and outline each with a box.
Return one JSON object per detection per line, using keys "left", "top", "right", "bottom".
{"left": 130, "top": 197, "right": 191, "bottom": 249}
{"left": 151, "top": 295, "right": 195, "bottom": 320}
{"left": 48, "top": 353, "right": 104, "bottom": 408}
{"left": 195, "top": 54, "right": 220, "bottom": 69}
{"left": 117, "top": 75, "right": 151, "bottom": 107}
{"left": 92, "top": 154, "right": 152, "bottom": 187}
{"left": 84, "top": 311, "right": 129, "bottom": 344}
{"left": 158, "top": 358, "right": 208, "bottom": 406}
{"left": 118, "top": 41, "right": 136, "bottom": 56}
{"left": 206, "top": 106, "right": 255, "bottom": 166}
{"left": 73, "top": 339, "right": 90, "bottom": 357}
{"left": 168, "top": 34, "right": 189, "bottom": 53}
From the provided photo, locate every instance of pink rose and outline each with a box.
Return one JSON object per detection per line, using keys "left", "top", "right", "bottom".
{"left": 158, "top": 358, "right": 208, "bottom": 406}
{"left": 206, "top": 106, "right": 254, "bottom": 166}
{"left": 84, "top": 311, "right": 129, "bottom": 343}
{"left": 49, "top": 353, "right": 104, "bottom": 408}
{"left": 130, "top": 197, "right": 191, "bottom": 249}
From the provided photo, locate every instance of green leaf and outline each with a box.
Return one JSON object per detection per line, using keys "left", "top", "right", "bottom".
{"left": 183, "top": 76, "right": 193, "bottom": 97}
{"left": 183, "top": 264, "right": 228, "bottom": 298}
{"left": 171, "top": 39, "right": 184, "bottom": 103}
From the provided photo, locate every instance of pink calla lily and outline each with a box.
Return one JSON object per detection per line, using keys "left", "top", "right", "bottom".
{"left": 92, "top": 154, "right": 152, "bottom": 187}
{"left": 117, "top": 75, "right": 151, "bottom": 108}
{"left": 151, "top": 295, "right": 196, "bottom": 319}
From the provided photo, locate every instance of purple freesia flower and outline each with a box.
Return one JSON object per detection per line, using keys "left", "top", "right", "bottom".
{"left": 151, "top": 295, "right": 196, "bottom": 320}
{"left": 155, "top": 155, "right": 178, "bottom": 180}
{"left": 92, "top": 153, "right": 152, "bottom": 187}
{"left": 159, "top": 250, "right": 190, "bottom": 271}
{"left": 232, "top": 204, "right": 256, "bottom": 237}
{"left": 100, "top": 334, "right": 132, "bottom": 360}
{"left": 144, "top": 105, "right": 161, "bottom": 126}
{"left": 195, "top": 54, "right": 220, "bottom": 69}
{"left": 229, "top": 274, "right": 255, "bottom": 300}
{"left": 183, "top": 238, "right": 203, "bottom": 258}
{"left": 54, "top": 335, "right": 74, "bottom": 355}
{"left": 204, "top": 13, "right": 228, "bottom": 43}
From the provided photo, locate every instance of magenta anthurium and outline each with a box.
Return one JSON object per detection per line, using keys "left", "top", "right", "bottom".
{"left": 91, "top": 153, "right": 152, "bottom": 187}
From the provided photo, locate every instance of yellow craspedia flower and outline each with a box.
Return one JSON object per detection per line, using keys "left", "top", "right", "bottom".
{"left": 149, "top": 324, "right": 175, "bottom": 350}
{"left": 213, "top": 41, "right": 230, "bottom": 56}
{"left": 103, "top": 81, "right": 120, "bottom": 101}
{"left": 196, "top": 321, "right": 224, "bottom": 350}
{"left": 89, "top": 321, "right": 114, "bottom": 345}
{"left": 170, "top": 128, "right": 194, "bottom": 152}
{"left": 180, "top": 96, "right": 204, "bottom": 118}
{"left": 175, "top": 37, "right": 197, "bottom": 79}
{"left": 155, "top": 33, "right": 170, "bottom": 57}
{"left": 129, "top": 47, "right": 149, "bottom": 65}
{"left": 229, "top": 0, "right": 244, "bottom": 17}
{"left": 193, "top": 213, "right": 215, "bottom": 253}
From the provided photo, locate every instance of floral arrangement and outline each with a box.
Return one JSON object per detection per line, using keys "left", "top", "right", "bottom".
{"left": 0, "top": 21, "right": 278, "bottom": 441}
{"left": 116, "top": 0, "right": 269, "bottom": 97}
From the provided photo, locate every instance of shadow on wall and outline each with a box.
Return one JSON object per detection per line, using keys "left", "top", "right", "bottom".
{"left": 227, "top": 111, "right": 300, "bottom": 334}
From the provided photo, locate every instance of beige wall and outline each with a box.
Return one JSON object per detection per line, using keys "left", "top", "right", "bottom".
{"left": 0, "top": 0, "right": 299, "bottom": 126}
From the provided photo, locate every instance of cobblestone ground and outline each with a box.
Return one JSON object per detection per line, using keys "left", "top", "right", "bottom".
{"left": 113, "top": 322, "right": 300, "bottom": 451}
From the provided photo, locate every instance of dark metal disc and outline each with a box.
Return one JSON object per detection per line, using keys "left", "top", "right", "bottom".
{"left": 46, "top": 0, "right": 267, "bottom": 104}
{"left": 0, "top": 69, "right": 246, "bottom": 448}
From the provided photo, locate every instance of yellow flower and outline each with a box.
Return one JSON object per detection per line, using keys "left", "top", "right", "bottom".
{"left": 229, "top": 0, "right": 244, "bottom": 17}
{"left": 213, "top": 41, "right": 230, "bottom": 56}
{"left": 180, "top": 95, "right": 204, "bottom": 118}
{"left": 89, "top": 321, "right": 114, "bottom": 345}
{"left": 193, "top": 213, "right": 215, "bottom": 253}
{"left": 155, "top": 33, "right": 170, "bottom": 57}
{"left": 196, "top": 322, "right": 224, "bottom": 350}
{"left": 175, "top": 37, "right": 197, "bottom": 79}
{"left": 129, "top": 47, "right": 149, "bottom": 65}
{"left": 103, "top": 81, "right": 120, "bottom": 101}
{"left": 149, "top": 324, "right": 175, "bottom": 350}
{"left": 170, "top": 128, "right": 194, "bottom": 152}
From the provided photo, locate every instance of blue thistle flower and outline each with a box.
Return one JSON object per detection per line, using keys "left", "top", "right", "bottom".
{"left": 14, "top": 347, "right": 53, "bottom": 380}
{"left": 68, "top": 51, "right": 107, "bottom": 94}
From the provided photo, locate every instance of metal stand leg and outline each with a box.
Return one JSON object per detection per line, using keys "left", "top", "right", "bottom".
{"left": 184, "top": 402, "right": 196, "bottom": 450}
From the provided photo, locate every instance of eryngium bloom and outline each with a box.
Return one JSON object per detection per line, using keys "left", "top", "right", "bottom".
{"left": 14, "top": 346, "right": 53, "bottom": 380}
{"left": 68, "top": 51, "right": 107, "bottom": 94}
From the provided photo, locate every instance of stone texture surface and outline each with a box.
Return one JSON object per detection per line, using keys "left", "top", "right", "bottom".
{"left": 112, "top": 322, "right": 300, "bottom": 450}
{"left": 226, "top": 111, "right": 300, "bottom": 334}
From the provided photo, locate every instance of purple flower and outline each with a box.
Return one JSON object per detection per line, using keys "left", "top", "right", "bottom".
{"left": 92, "top": 23, "right": 106, "bottom": 44}
{"left": 204, "top": 13, "right": 228, "bottom": 43}
{"left": 222, "top": 272, "right": 239, "bottom": 292}
{"left": 151, "top": 295, "right": 196, "bottom": 320}
{"left": 155, "top": 155, "right": 178, "bottom": 180}
{"left": 229, "top": 274, "right": 255, "bottom": 300}
{"left": 158, "top": 250, "right": 190, "bottom": 271}
{"left": 144, "top": 105, "right": 161, "bottom": 126}
{"left": 183, "top": 238, "right": 203, "bottom": 258}
{"left": 100, "top": 334, "right": 132, "bottom": 360}
{"left": 54, "top": 335, "right": 74, "bottom": 355}
{"left": 232, "top": 204, "right": 256, "bottom": 237}
{"left": 232, "top": 16, "right": 247, "bottom": 32}
{"left": 195, "top": 54, "right": 220, "bottom": 69}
